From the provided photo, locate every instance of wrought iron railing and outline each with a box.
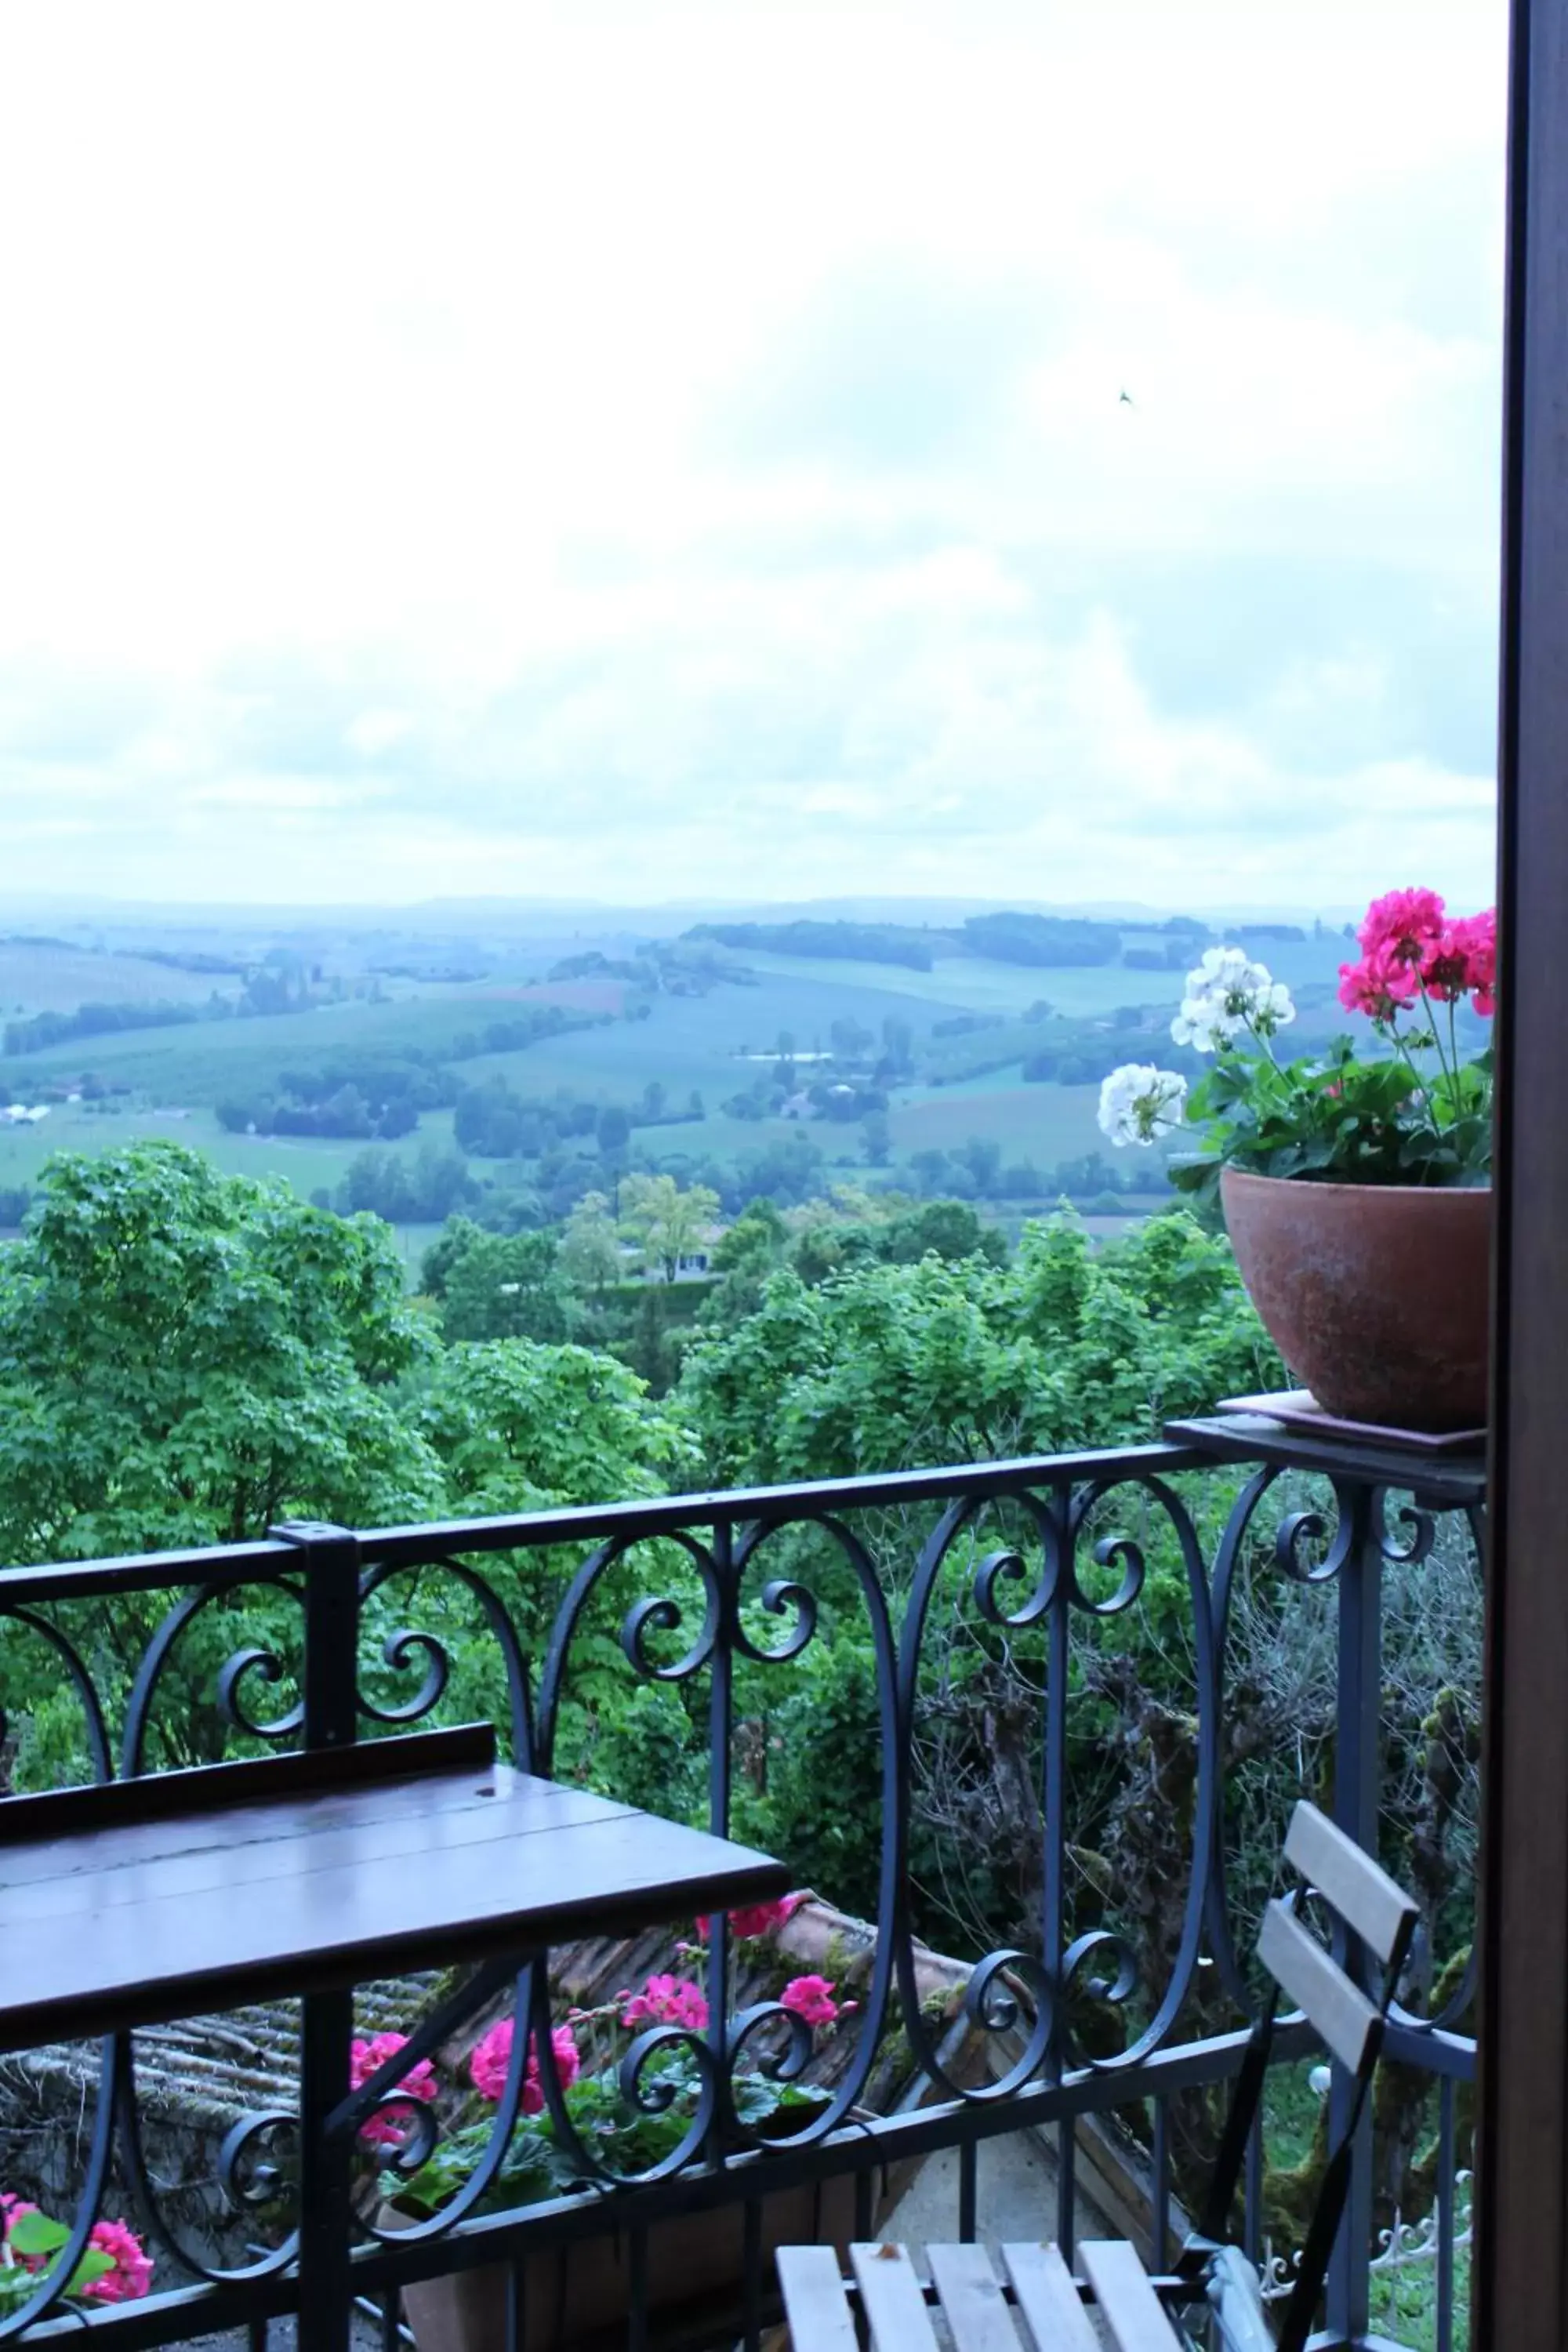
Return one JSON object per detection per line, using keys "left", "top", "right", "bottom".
{"left": 0, "top": 1422, "right": 1484, "bottom": 2351}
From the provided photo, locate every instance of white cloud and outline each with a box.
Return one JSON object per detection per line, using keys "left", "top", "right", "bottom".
{"left": 0, "top": 0, "right": 1506, "bottom": 908}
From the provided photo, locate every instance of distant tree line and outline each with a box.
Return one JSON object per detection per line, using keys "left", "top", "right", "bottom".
{"left": 310, "top": 1141, "right": 475, "bottom": 1225}
{"left": 212, "top": 1007, "right": 605, "bottom": 1144}
{"left": 219, "top": 1055, "right": 453, "bottom": 1142}
{"left": 118, "top": 947, "right": 252, "bottom": 976}
{"left": 684, "top": 911, "right": 1131, "bottom": 973}
{"left": 5, "top": 1001, "right": 209, "bottom": 1054}
{"left": 687, "top": 919, "right": 940, "bottom": 971}
{"left": 956, "top": 911, "right": 1123, "bottom": 967}
{"left": 4, "top": 967, "right": 314, "bottom": 1054}
{"left": 546, "top": 943, "right": 751, "bottom": 996}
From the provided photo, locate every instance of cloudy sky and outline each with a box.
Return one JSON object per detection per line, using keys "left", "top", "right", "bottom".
{"left": 0, "top": 0, "right": 1507, "bottom": 912}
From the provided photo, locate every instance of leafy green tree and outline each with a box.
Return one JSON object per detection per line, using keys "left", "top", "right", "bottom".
{"left": 619, "top": 1174, "right": 720, "bottom": 1282}
{"left": 861, "top": 1109, "right": 892, "bottom": 1166}
{"left": 0, "top": 1145, "right": 439, "bottom": 1563}
{"left": 418, "top": 1339, "right": 695, "bottom": 1530}
{"left": 0, "top": 1145, "right": 445, "bottom": 1777}
{"left": 409, "top": 1339, "right": 703, "bottom": 1759}
{"left": 909, "top": 1147, "right": 953, "bottom": 1199}
{"left": 560, "top": 1190, "right": 624, "bottom": 1298}
{"left": 960, "top": 1136, "right": 1003, "bottom": 1196}
{"left": 420, "top": 1215, "right": 480, "bottom": 1299}
{"left": 711, "top": 1198, "right": 786, "bottom": 1269}
{"left": 440, "top": 1228, "right": 574, "bottom": 1344}
{"left": 880, "top": 1199, "right": 1004, "bottom": 1266}
{"left": 679, "top": 1211, "right": 1278, "bottom": 1486}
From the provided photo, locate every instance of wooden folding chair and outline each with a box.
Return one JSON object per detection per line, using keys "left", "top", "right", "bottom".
{"left": 775, "top": 1800, "right": 1419, "bottom": 2351}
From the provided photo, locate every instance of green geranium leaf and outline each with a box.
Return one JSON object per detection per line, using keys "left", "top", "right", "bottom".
{"left": 7, "top": 2214, "right": 70, "bottom": 2259}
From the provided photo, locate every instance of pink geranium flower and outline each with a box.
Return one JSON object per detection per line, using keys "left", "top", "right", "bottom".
{"left": 1446, "top": 909, "right": 1497, "bottom": 1015}
{"left": 469, "top": 2018, "right": 581, "bottom": 2114}
{"left": 1356, "top": 887, "right": 1447, "bottom": 966}
{"left": 350, "top": 2032, "right": 439, "bottom": 2148}
{"left": 78, "top": 2219, "right": 153, "bottom": 2304}
{"left": 694, "top": 1893, "right": 806, "bottom": 1943}
{"left": 1338, "top": 945, "right": 1421, "bottom": 1019}
{"left": 619, "top": 1974, "right": 710, "bottom": 2033}
{"left": 779, "top": 1973, "right": 840, "bottom": 2028}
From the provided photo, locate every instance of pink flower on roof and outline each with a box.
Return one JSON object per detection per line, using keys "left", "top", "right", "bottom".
{"left": 469, "top": 2019, "right": 581, "bottom": 2114}
{"left": 779, "top": 1974, "right": 840, "bottom": 2028}
{"left": 0, "top": 2192, "right": 42, "bottom": 2270}
{"left": 350, "top": 2033, "right": 438, "bottom": 2148}
{"left": 694, "top": 1894, "right": 807, "bottom": 1943}
{"left": 619, "top": 1974, "right": 710, "bottom": 2033}
{"left": 78, "top": 2220, "right": 153, "bottom": 2304}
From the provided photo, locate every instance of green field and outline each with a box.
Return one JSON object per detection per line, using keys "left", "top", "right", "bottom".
{"left": 0, "top": 943, "right": 234, "bottom": 1017}
{"left": 0, "top": 920, "right": 1355, "bottom": 1221}
{"left": 730, "top": 949, "right": 1165, "bottom": 1018}
{"left": 5, "top": 988, "right": 619, "bottom": 1102}
{"left": 0, "top": 1103, "right": 445, "bottom": 1198}
{"left": 889, "top": 1074, "right": 1110, "bottom": 1163}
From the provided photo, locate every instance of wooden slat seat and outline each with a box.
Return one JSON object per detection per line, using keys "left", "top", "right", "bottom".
{"left": 778, "top": 2240, "right": 1185, "bottom": 2350}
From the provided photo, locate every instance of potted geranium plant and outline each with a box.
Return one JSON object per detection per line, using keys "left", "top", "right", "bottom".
{"left": 368, "top": 1903, "right": 860, "bottom": 2352}
{"left": 1097, "top": 889, "right": 1495, "bottom": 1432}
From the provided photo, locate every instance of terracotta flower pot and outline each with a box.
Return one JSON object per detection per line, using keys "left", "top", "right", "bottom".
{"left": 1219, "top": 1167, "right": 1491, "bottom": 1433}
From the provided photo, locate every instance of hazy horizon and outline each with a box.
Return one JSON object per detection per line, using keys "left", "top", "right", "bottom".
{"left": 0, "top": 887, "right": 1375, "bottom": 931}
{"left": 1, "top": 0, "right": 1507, "bottom": 913}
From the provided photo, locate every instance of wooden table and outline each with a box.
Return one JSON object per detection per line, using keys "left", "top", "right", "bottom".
{"left": 0, "top": 1722, "right": 790, "bottom": 2350}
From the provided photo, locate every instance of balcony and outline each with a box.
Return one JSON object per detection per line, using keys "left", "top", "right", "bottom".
{"left": 0, "top": 1411, "right": 1482, "bottom": 2351}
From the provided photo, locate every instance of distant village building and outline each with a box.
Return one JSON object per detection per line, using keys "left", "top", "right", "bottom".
{"left": 2, "top": 1104, "right": 49, "bottom": 1125}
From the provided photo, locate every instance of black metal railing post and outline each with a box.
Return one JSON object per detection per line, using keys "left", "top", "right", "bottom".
{"left": 277, "top": 1519, "right": 362, "bottom": 1752}
{"left": 274, "top": 1520, "right": 361, "bottom": 2352}
{"left": 1323, "top": 1478, "right": 1384, "bottom": 2347}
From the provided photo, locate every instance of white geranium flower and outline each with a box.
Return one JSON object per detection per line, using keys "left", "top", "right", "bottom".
{"left": 1171, "top": 950, "right": 1295, "bottom": 1051}
{"left": 1098, "top": 1064, "right": 1189, "bottom": 1147}
{"left": 1171, "top": 996, "right": 1245, "bottom": 1051}
{"left": 1253, "top": 979, "right": 1297, "bottom": 1036}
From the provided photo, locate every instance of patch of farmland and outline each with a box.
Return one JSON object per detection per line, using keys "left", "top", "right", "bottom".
{"left": 0, "top": 943, "right": 234, "bottom": 1016}
{"left": 888, "top": 1078, "right": 1115, "bottom": 1163}
{"left": 470, "top": 979, "right": 628, "bottom": 1014}
{"left": 4, "top": 991, "right": 608, "bottom": 1105}
{"left": 731, "top": 949, "right": 1181, "bottom": 1019}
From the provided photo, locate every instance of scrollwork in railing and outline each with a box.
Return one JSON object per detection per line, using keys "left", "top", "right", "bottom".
{"left": 1259, "top": 2169, "right": 1475, "bottom": 2303}
{"left": 357, "top": 1627, "right": 450, "bottom": 1727}
{"left": 1062, "top": 1471, "right": 1218, "bottom": 2071}
{"left": 1064, "top": 1516, "right": 1148, "bottom": 1616}
{"left": 125, "top": 1574, "right": 306, "bottom": 1773}
{"left": 723, "top": 1510, "right": 899, "bottom": 2148}
{"left": 357, "top": 1555, "right": 533, "bottom": 1762}
{"left": 216, "top": 1645, "right": 305, "bottom": 1743}
{"left": 956, "top": 1951, "right": 1055, "bottom": 2098}
{"left": 215, "top": 2109, "right": 299, "bottom": 2216}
